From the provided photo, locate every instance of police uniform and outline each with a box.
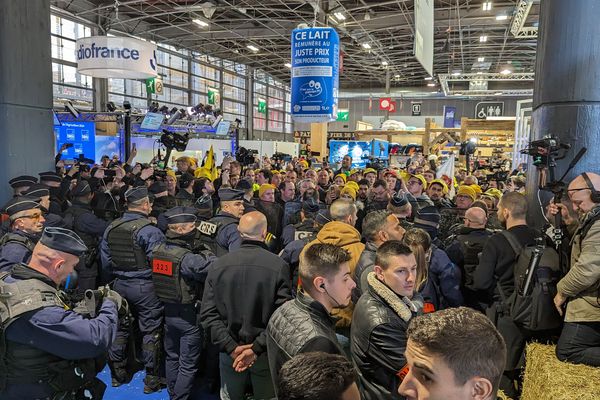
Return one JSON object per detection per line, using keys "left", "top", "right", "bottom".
{"left": 280, "top": 199, "right": 320, "bottom": 248}
{"left": 99, "top": 186, "right": 166, "bottom": 391}
{"left": 22, "top": 183, "right": 67, "bottom": 228}
{"left": 149, "top": 181, "right": 177, "bottom": 223}
{"left": 39, "top": 171, "right": 67, "bottom": 216}
{"left": 8, "top": 175, "right": 38, "bottom": 196}
{"left": 0, "top": 196, "right": 43, "bottom": 272}
{"left": 199, "top": 189, "right": 243, "bottom": 256}
{"left": 151, "top": 207, "right": 216, "bottom": 400}
{"left": 64, "top": 181, "right": 110, "bottom": 291}
{"left": 0, "top": 227, "right": 120, "bottom": 400}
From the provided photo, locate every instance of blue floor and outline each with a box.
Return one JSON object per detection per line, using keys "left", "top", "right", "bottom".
{"left": 99, "top": 366, "right": 219, "bottom": 400}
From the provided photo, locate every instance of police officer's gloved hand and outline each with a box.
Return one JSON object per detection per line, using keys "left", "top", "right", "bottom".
{"left": 103, "top": 288, "right": 123, "bottom": 311}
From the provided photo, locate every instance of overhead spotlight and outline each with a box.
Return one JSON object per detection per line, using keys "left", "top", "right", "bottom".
{"left": 64, "top": 101, "right": 80, "bottom": 119}
{"left": 478, "top": 57, "right": 485, "bottom": 62}
{"left": 495, "top": 92, "right": 503, "bottom": 95}
{"left": 381, "top": 60, "right": 388, "bottom": 67}
{"left": 123, "top": 101, "right": 132, "bottom": 111}
{"left": 334, "top": 12, "right": 346, "bottom": 21}
{"left": 496, "top": 14, "right": 508, "bottom": 20}
{"left": 452, "top": 71, "right": 461, "bottom": 76}
{"left": 394, "top": 74, "right": 401, "bottom": 79}
{"left": 193, "top": 18, "right": 209, "bottom": 27}
{"left": 284, "top": 63, "right": 292, "bottom": 69}
{"left": 106, "top": 101, "right": 116, "bottom": 112}
{"left": 500, "top": 69, "right": 512, "bottom": 75}
{"left": 166, "top": 109, "right": 182, "bottom": 125}
{"left": 427, "top": 83, "right": 436, "bottom": 87}
{"left": 424, "top": 76, "right": 433, "bottom": 80}
{"left": 361, "top": 43, "right": 371, "bottom": 49}
{"left": 247, "top": 44, "right": 259, "bottom": 52}
{"left": 482, "top": 2, "right": 492, "bottom": 11}
{"left": 480, "top": 35, "right": 488, "bottom": 42}
{"left": 476, "top": 71, "right": 483, "bottom": 75}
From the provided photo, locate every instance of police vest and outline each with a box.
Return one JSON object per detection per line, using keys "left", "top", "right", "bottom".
{"left": 456, "top": 230, "right": 493, "bottom": 288}
{"left": 0, "top": 272, "right": 98, "bottom": 393}
{"left": 64, "top": 206, "right": 99, "bottom": 265}
{"left": 151, "top": 242, "right": 196, "bottom": 304}
{"left": 197, "top": 215, "right": 238, "bottom": 257}
{"left": 106, "top": 217, "right": 152, "bottom": 272}
{"left": 0, "top": 232, "right": 35, "bottom": 254}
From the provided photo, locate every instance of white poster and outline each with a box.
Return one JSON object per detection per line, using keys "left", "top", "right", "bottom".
{"left": 414, "top": 0, "right": 434, "bottom": 76}
{"left": 76, "top": 36, "right": 157, "bottom": 79}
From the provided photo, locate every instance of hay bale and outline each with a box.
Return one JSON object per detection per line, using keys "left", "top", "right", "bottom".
{"left": 496, "top": 389, "right": 512, "bottom": 400}
{"left": 521, "top": 342, "right": 600, "bottom": 400}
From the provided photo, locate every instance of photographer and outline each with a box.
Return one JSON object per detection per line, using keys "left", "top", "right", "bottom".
{"left": 549, "top": 172, "right": 600, "bottom": 367}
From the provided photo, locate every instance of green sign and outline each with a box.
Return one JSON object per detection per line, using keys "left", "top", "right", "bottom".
{"left": 208, "top": 88, "right": 218, "bottom": 105}
{"left": 146, "top": 78, "right": 156, "bottom": 94}
{"left": 337, "top": 110, "right": 349, "bottom": 121}
{"left": 258, "top": 99, "right": 267, "bottom": 114}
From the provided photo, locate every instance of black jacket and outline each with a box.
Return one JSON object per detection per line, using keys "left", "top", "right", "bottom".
{"left": 266, "top": 290, "right": 342, "bottom": 390}
{"left": 354, "top": 241, "right": 378, "bottom": 298}
{"left": 351, "top": 272, "right": 419, "bottom": 400}
{"left": 200, "top": 240, "right": 291, "bottom": 356}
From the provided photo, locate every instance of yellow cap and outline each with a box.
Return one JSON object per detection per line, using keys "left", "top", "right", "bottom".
{"left": 166, "top": 169, "right": 177, "bottom": 180}
{"left": 335, "top": 173, "right": 347, "bottom": 183}
{"left": 457, "top": 185, "right": 477, "bottom": 201}
{"left": 429, "top": 179, "right": 448, "bottom": 194}
{"left": 470, "top": 184, "right": 483, "bottom": 194}
{"left": 259, "top": 183, "right": 276, "bottom": 198}
{"left": 345, "top": 181, "right": 359, "bottom": 192}
{"left": 340, "top": 186, "right": 357, "bottom": 200}
{"left": 364, "top": 168, "right": 377, "bottom": 175}
{"left": 484, "top": 188, "right": 503, "bottom": 200}
{"left": 409, "top": 174, "right": 427, "bottom": 187}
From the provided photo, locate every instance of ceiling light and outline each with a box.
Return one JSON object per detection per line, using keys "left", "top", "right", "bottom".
{"left": 452, "top": 71, "right": 461, "bottom": 76}
{"left": 328, "top": 15, "right": 338, "bottom": 24}
{"left": 496, "top": 14, "right": 508, "bottom": 20}
{"left": 495, "top": 92, "right": 503, "bottom": 95}
{"left": 394, "top": 74, "right": 401, "bottom": 79}
{"left": 284, "top": 63, "right": 292, "bottom": 69}
{"left": 480, "top": 35, "right": 488, "bottom": 42}
{"left": 500, "top": 69, "right": 512, "bottom": 75}
{"left": 424, "top": 76, "right": 433, "bottom": 80}
{"left": 362, "top": 43, "right": 371, "bottom": 49}
{"left": 454, "top": 93, "right": 463, "bottom": 96}
{"left": 334, "top": 12, "right": 346, "bottom": 21}
{"left": 478, "top": 57, "right": 485, "bottom": 62}
{"left": 476, "top": 71, "right": 483, "bottom": 75}
{"left": 381, "top": 60, "right": 388, "bottom": 66}
{"left": 427, "top": 83, "right": 435, "bottom": 87}
{"left": 247, "top": 44, "right": 259, "bottom": 52}
{"left": 483, "top": 2, "right": 492, "bottom": 11}
{"left": 193, "top": 19, "right": 209, "bottom": 27}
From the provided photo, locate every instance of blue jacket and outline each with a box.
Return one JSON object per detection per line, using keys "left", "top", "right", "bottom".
{"left": 420, "top": 246, "right": 463, "bottom": 310}
{"left": 0, "top": 230, "right": 39, "bottom": 272}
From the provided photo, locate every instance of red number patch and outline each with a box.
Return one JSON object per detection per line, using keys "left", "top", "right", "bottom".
{"left": 152, "top": 259, "right": 173, "bottom": 276}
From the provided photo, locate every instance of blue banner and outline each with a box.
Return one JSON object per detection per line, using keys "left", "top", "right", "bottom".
{"left": 443, "top": 106, "right": 456, "bottom": 128}
{"left": 54, "top": 121, "right": 96, "bottom": 161}
{"left": 291, "top": 27, "right": 340, "bottom": 123}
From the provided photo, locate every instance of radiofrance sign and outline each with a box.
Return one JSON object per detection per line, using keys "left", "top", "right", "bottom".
{"left": 76, "top": 36, "right": 157, "bottom": 79}
{"left": 291, "top": 27, "right": 340, "bottom": 123}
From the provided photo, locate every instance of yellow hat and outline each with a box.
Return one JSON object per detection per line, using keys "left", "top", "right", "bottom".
{"left": 399, "top": 170, "right": 411, "bottom": 183}
{"left": 194, "top": 168, "right": 212, "bottom": 180}
{"left": 299, "top": 160, "right": 309, "bottom": 168}
{"left": 340, "top": 186, "right": 357, "bottom": 201}
{"left": 470, "top": 184, "right": 483, "bottom": 195}
{"left": 484, "top": 188, "right": 503, "bottom": 200}
{"left": 429, "top": 179, "right": 449, "bottom": 194}
{"left": 364, "top": 168, "right": 377, "bottom": 175}
{"left": 335, "top": 173, "right": 347, "bottom": 183}
{"left": 258, "top": 183, "right": 276, "bottom": 198}
{"left": 350, "top": 169, "right": 361, "bottom": 176}
{"left": 345, "top": 181, "right": 359, "bottom": 192}
{"left": 457, "top": 185, "right": 477, "bottom": 202}
{"left": 166, "top": 169, "right": 177, "bottom": 180}
{"left": 409, "top": 174, "right": 427, "bottom": 187}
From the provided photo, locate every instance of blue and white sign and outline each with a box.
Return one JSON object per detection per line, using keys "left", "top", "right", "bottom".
{"left": 291, "top": 27, "right": 340, "bottom": 123}
{"left": 76, "top": 36, "right": 157, "bottom": 79}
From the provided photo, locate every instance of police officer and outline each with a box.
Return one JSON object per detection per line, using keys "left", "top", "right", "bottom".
{"left": 8, "top": 175, "right": 38, "bottom": 196}
{"left": 0, "top": 227, "right": 121, "bottom": 400}
{"left": 175, "top": 172, "right": 196, "bottom": 206}
{"left": 151, "top": 206, "right": 216, "bottom": 400}
{"left": 22, "top": 183, "right": 67, "bottom": 228}
{"left": 39, "top": 171, "right": 68, "bottom": 215}
{"left": 0, "top": 196, "right": 45, "bottom": 271}
{"left": 100, "top": 186, "right": 166, "bottom": 392}
{"left": 200, "top": 188, "right": 244, "bottom": 256}
{"left": 149, "top": 180, "right": 177, "bottom": 220}
{"left": 64, "top": 181, "right": 110, "bottom": 291}
{"left": 280, "top": 198, "right": 320, "bottom": 248}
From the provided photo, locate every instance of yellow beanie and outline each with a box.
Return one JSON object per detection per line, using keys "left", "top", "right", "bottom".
{"left": 258, "top": 184, "right": 276, "bottom": 198}
{"left": 345, "top": 181, "right": 359, "bottom": 192}
{"left": 340, "top": 186, "right": 357, "bottom": 201}
{"left": 166, "top": 169, "right": 177, "bottom": 180}
{"left": 457, "top": 185, "right": 477, "bottom": 201}
{"left": 470, "top": 184, "right": 483, "bottom": 195}
{"left": 429, "top": 179, "right": 449, "bottom": 194}
{"left": 484, "top": 188, "right": 503, "bottom": 200}
{"left": 335, "top": 173, "right": 347, "bottom": 183}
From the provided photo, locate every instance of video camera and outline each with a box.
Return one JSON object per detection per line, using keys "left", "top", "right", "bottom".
{"left": 236, "top": 147, "right": 258, "bottom": 166}
{"left": 160, "top": 130, "right": 190, "bottom": 152}
{"left": 521, "top": 136, "right": 571, "bottom": 168}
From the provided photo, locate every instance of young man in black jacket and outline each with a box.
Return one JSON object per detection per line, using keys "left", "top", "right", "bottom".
{"left": 351, "top": 241, "right": 420, "bottom": 400}
{"left": 200, "top": 211, "right": 292, "bottom": 400}
{"left": 266, "top": 243, "right": 356, "bottom": 392}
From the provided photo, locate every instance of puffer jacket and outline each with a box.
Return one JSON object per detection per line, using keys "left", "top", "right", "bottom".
{"left": 419, "top": 246, "right": 463, "bottom": 311}
{"left": 266, "top": 290, "right": 342, "bottom": 391}
{"left": 304, "top": 221, "right": 365, "bottom": 327}
{"left": 351, "top": 272, "right": 420, "bottom": 400}
{"left": 558, "top": 207, "right": 600, "bottom": 323}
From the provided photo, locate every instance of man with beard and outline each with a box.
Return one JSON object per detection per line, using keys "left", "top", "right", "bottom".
{"left": 175, "top": 172, "right": 196, "bottom": 207}
{"left": 427, "top": 179, "right": 453, "bottom": 210}
{"left": 62, "top": 180, "right": 110, "bottom": 291}
{"left": 0, "top": 196, "right": 46, "bottom": 271}
{"left": 365, "top": 179, "right": 391, "bottom": 214}
{"left": 335, "top": 155, "right": 353, "bottom": 176}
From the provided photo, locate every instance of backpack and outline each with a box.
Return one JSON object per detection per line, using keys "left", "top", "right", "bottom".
{"left": 500, "top": 231, "right": 563, "bottom": 331}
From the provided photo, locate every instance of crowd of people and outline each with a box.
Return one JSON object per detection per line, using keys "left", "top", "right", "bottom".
{"left": 0, "top": 145, "right": 598, "bottom": 400}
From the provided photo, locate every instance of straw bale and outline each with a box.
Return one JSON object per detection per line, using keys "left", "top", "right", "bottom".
{"left": 521, "top": 342, "right": 600, "bottom": 400}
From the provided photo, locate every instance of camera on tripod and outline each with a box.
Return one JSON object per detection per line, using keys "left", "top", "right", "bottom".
{"left": 236, "top": 147, "right": 258, "bottom": 166}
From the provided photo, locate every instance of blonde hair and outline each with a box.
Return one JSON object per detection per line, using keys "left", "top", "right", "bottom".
{"left": 402, "top": 228, "right": 432, "bottom": 291}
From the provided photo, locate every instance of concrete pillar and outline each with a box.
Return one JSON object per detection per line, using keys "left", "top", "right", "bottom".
{"left": 528, "top": 0, "right": 600, "bottom": 225}
{"left": 0, "top": 0, "right": 54, "bottom": 202}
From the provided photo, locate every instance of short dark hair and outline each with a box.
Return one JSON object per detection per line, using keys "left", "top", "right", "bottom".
{"left": 373, "top": 179, "right": 387, "bottom": 190}
{"left": 362, "top": 210, "right": 392, "bottom": 242}
{"left": 374, "top": 240, "right": 413, "bottom": 270}
{"left": 499, "top": 191, "right": 527, "bottom": 219}
{"left": 407, "top": 307, "right": 507, "bottom": 395}
{"left": 278, "top": 352, "right": 357, "bottom": 400}
{"left": 357, "top": 178, "right": 369, "bottom": 187}
{"left": 300, "top": 243, "right": 351, "bottom": 290}
{"left": 259, "top": 169, "right": 273, "bottom": 182}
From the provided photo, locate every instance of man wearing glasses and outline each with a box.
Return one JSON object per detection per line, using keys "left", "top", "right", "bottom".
{"left": 0, "top": 196, "right": 45, "bottom": 272}
{"left": 549, "top": 172, "right": 600, "bottom": 367}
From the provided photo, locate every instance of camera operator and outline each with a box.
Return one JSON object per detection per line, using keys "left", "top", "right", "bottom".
{"left": 549, "top": 172, "right": 600, "bottom": 367}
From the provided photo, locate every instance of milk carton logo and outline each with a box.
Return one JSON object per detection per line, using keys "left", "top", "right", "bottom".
{"left": 300, "top": 80, "right": 322, "bottom": 100}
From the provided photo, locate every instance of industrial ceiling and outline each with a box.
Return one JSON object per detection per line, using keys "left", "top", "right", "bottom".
{"left": 50, "top": 0, "right": 540, "bottom": 97}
